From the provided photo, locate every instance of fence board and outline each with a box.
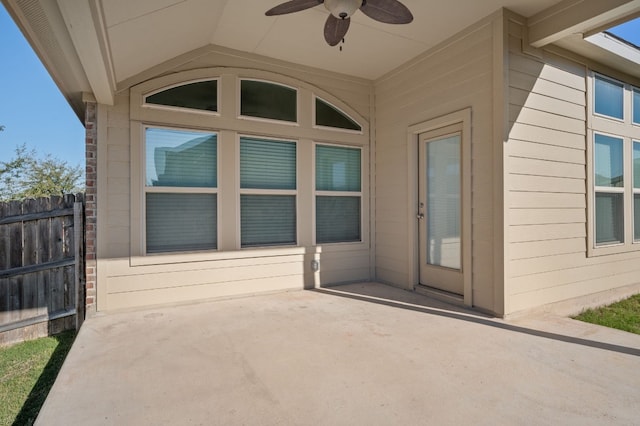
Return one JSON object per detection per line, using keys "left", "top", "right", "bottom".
{"left": 37, "top": 270, "right": 47, "bottom": 317}
{"left": 0, "top": 194, "right": 85, "bottom": 346}
{"left": 9, "top": 201, "right": 22, "bottom": 268}
{"left": 37, "top": 198, "right": 51, "bottom": 264}
{"left": 0, "top": 202, "right": 7, "bottom": 269}
{"left": 23, "top": 199, "right": 38, "bottom": 267}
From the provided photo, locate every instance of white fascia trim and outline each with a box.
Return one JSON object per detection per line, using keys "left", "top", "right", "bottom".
{"left": 57, "top": 0, "right": 115, "bottom": 105}
{"left": 528, "top": 0, "right": 640, "bottom": 48}
{"left": 584, "top": 32, "right": 640, "bottom": 66}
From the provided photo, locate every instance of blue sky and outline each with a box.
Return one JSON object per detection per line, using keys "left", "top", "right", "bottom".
{"left": 607, "top": 18, "right": 640, "bottom": 46}
{"left": 0, "top": 4, "right": 85, "bottom": 167}
{"left": 0, "top": 6, "right": 638, "bottom": 170}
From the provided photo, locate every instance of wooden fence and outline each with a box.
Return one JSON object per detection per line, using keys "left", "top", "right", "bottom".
{"left": 0, "top": 194, "right": 85, "bottom": 346}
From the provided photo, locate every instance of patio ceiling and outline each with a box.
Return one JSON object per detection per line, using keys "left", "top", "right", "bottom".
{"left": 4, "top": 0, "right": 640, "bottom": 119}
{"left": 100, "top": 0, "right": 562, "bottom": 83}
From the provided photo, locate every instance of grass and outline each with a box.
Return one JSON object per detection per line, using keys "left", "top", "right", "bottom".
{"left": 573, "top": 294, "right": 640, "bottom": 335}
{"left": 0, "top": 331, "right": 75, "bottom": 426}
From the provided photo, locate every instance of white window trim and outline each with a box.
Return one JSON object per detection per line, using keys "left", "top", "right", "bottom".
{"left": 633, "top": 87, "right": 640, "bottom": 127}
{"left": 587, "top": 69, "right": 640, "bottom": 256}
{"left": 129, "top": 68, "right": 370, "bottom": 266}
{"left": 141, "top": 125, "right": 220, "bottom": 255}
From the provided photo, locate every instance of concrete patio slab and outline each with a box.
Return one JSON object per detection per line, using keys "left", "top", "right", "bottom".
{"left": 36, "top": 283, "right": 640, "bottom": 425}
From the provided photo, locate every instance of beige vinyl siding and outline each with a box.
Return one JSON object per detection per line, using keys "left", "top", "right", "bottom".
{"left": 506, "top": 19, "right": 640, "bottom": 313}
{"left": 96, "top": 49, "right": 373, "bottom": 311}
{"left": 374, "top": 14, "right": 498, "bottom": 312}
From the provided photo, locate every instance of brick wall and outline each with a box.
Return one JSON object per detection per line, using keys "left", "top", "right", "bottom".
{"left": 85, "top": 101, "right": 97, "bottom": 316}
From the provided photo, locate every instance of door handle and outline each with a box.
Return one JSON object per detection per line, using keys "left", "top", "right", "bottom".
{"left": 416, "top": 213, "right": 424, "bottom": 220}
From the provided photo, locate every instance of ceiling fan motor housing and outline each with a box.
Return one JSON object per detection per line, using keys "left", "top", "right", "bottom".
{"left": 325, "top": 0, "right": 362, "bottom": 19}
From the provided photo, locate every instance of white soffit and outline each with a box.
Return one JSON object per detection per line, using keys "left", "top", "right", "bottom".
{"left": 105, "top": 0, "right": 227, "bottom": 82}
{"left": 585, "top": 32, "right": 640, "bottom": 66}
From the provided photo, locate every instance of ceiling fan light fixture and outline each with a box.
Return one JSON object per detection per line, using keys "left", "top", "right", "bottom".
{"left": 324, "top": 0, "right": 361, "bottom": 19}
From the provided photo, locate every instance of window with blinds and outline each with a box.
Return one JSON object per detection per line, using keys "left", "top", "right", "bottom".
{"left": 635, "top": 141, "right": 640, "bottom": 241}
{"left": 594, "top": 133, "right": 624, "bottom": 245}
{"left": 589, "top": 73, "right": 640, "bottom": 254}
{"left": 240, "top": 137, "right": 297, "bottom": 247}
{"left": 315, "top": 144, "right": 361, "bottom": 243}
{"left": 144, "top": 128, "right": 218, "bottom": 253}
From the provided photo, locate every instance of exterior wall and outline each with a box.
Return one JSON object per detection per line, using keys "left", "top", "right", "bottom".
{"left": 95, "top": 47, "right": 374, "bottom": 311}
{"left": 374, "top": 11, "right": 505, "bottom": 314}
{"left": 505, "top": 16, "right": 640, "bottom": 314}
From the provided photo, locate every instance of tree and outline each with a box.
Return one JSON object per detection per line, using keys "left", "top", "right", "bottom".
{"left": 0, "top": 143, "right": 83, "bottom": 201}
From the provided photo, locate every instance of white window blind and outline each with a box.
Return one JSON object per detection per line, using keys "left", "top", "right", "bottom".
{"left": 240, "top": 137, "right": 296, "bottom": 247}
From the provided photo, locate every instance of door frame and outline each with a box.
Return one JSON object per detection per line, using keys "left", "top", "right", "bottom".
{"left": 406, "top": 108, "right": 472, "bottom": 306}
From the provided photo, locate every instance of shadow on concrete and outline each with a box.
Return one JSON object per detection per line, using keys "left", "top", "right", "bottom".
{"left": 12, "top": 330, "right": 75, "bottom": 426}
{"left": 312, "top": 286, "right": 640, "bottom": 357}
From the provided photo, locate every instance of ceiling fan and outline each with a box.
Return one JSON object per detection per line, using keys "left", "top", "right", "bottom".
{"left": 265, "top": 0, "right": 413, "bottom": 47}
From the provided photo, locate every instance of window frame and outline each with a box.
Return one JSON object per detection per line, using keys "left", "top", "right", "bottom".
{"left": 238, "top": 135, "right": 299, "bottom": 248}
{"left": 312, "top": 95, "right": 363, "bottom": 134}
{"left": 587, "top": 71, "right": 640, "bottom": 256}
{"left": 593, "top": 73, "right": 625, "bottom": 122}
{"left": 633, "top": 87, "right": 640, "bottom": 126}
{"left": 142, "top": 78, "right": 220, "bottom": 116}
{"left": 129, "top": 68, "right": 370, "bottom": 265}
{"left": 238, "top": 78, "right": 299, "bottom": 126}
{"left": 313, "top": 142, "right": 363, "bottom": 245}
{"left": 141, "top": 125, "right": 220, "bottom": 255}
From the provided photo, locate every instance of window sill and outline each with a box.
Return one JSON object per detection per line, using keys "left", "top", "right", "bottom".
{"left": 129, "top": 241, "right": 369, "bottom": 267}
{"left": 131, "top": 246, "right": 312, "bottom": 267}
{"left": 587, "top": 241, "right": 640, "bottom": 257}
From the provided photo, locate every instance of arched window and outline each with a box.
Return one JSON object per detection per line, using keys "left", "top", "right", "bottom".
{"left": 315, "top": 96, "right": 361, "bottom": 131}
{"left": 145, "top": 79, "right": 218, "bottom": 113}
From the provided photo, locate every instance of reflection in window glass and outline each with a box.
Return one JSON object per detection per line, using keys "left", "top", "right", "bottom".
{"left": 594, "top": 134, "right": 624, "bottom": 188}
{"left": 145, "top": 80, "right": 217, "bottom": 112}
{"left": 315, "top": 98, "right": 361, "bottom": 131}
{"left": 240, "top": 80, "right": 297, "bottom": 122}
{"left": 316, "top": 145, "right": 361, "bottom": 192}
{"left": 594, "top": 75, "right": 624, "bottom": 119}
{"left": 146, "top": 128, "right": 217, "bottom": 187}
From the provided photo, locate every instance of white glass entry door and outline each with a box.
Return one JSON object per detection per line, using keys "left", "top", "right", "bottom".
{"left": 418, "top": 127, "right": 464, "bottom": 295}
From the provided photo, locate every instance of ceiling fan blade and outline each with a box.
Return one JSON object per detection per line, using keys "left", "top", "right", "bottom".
{"left": 266, "top": 0, "right": 323, "bottom": 16}
{"left": 324, "top": 14, "right": 350, "bottom": 46}
{"left": 360, "top": 0, "right": 413, "bottom": 24}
